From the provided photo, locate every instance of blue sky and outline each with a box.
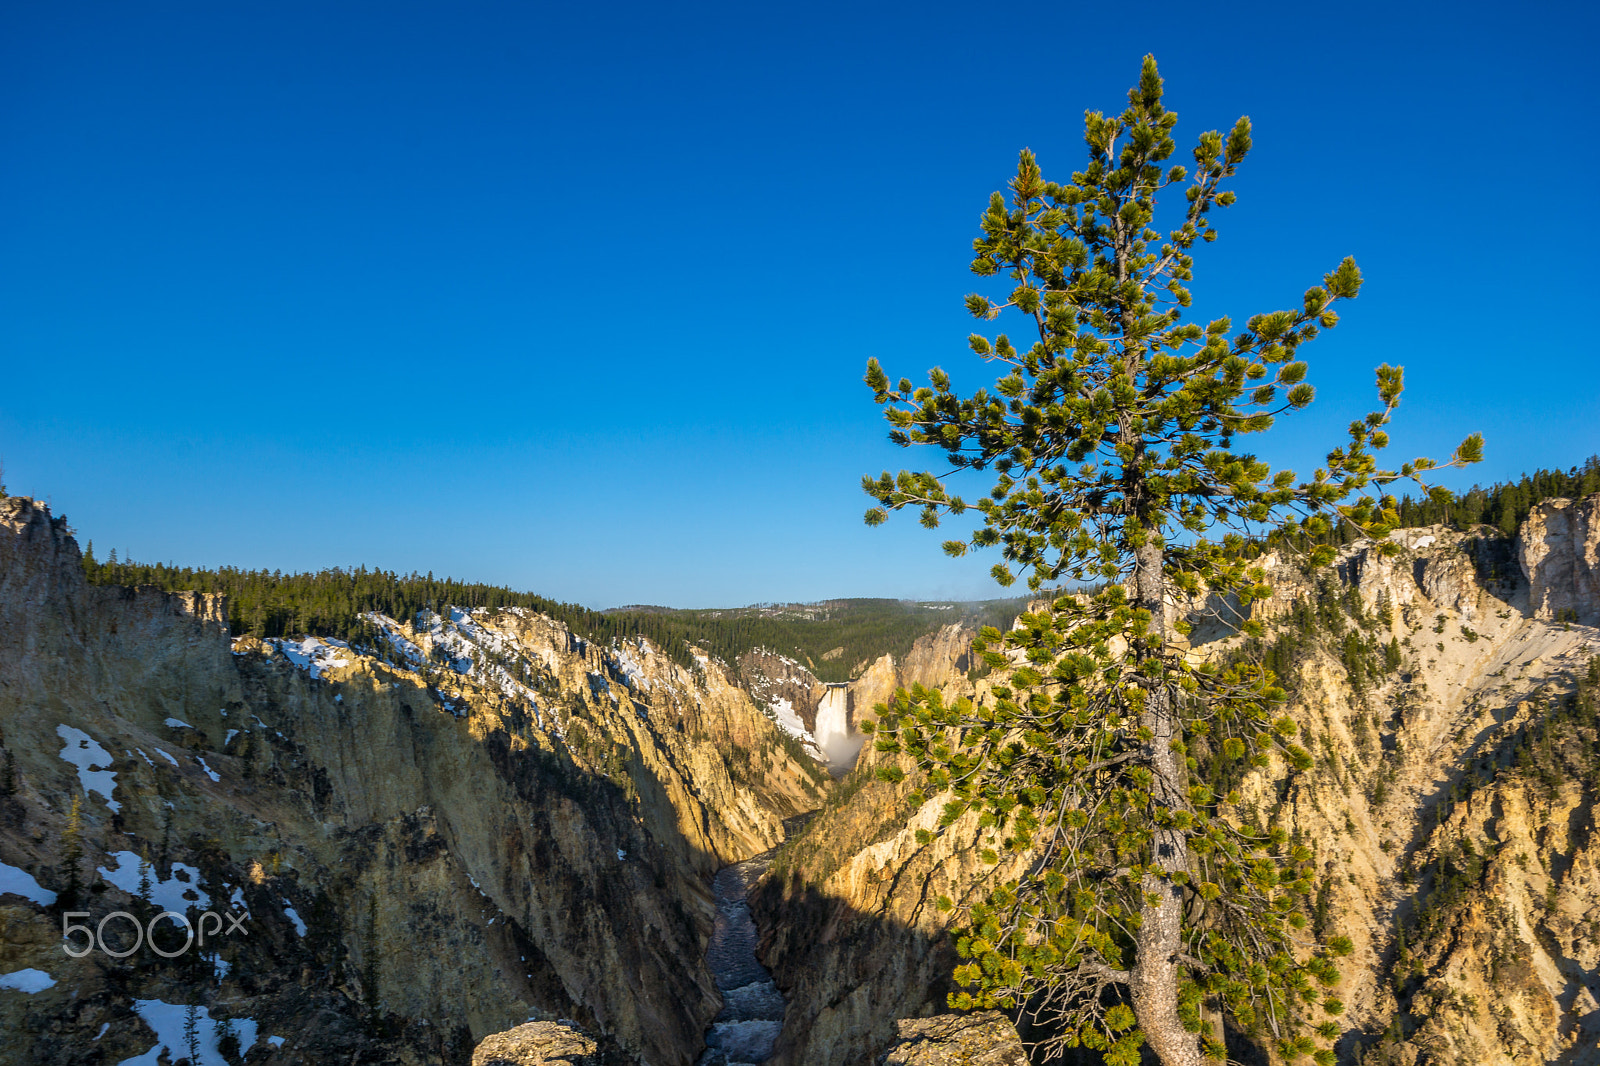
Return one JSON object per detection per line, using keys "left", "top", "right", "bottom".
{"left": 2, "top": 1, "right": 1595, "bottom": 608}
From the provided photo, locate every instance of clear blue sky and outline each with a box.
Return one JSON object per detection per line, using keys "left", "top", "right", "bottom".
{"left": 3, "top": 1, "right": 1595, "bottom": 608}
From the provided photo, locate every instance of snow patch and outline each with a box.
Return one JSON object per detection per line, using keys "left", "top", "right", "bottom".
{"left": 762, "top": 699, "right": 825, "bottom": 761}
{"left": 98, "top": 851, "right": 210, "bottom": 914}
{"left": 268, "top": 636, "right": 352, "bottom": 680}
{"left": 282, "top": 900, "right": 306, "bottom": 937}
{"left": 361, "top": 612, "right": 423, "bottom": 664}
{"left": 0, "top": 860, "right": 57, "bottom": 906}
{"left": 55, "top": 725, "right": 120, "bottom": 812}
{"left": 196, "top": 757, "right": 221, "bottom": 783}
{"left": 608, "top": 644, "right": 649, "bottom": 691}
{"left": 164, "top": 717, "right": 192, "bottom": 730}
{"left": 119, "top": 999, "right": 259, "bottom": 1066}
{"left": 0, "top": 968, "right": 54, "bottom": 993}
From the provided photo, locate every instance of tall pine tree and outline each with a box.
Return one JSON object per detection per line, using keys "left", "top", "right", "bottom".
{"left": 860, "top": 57, "right": 1479, "bottom": 1066}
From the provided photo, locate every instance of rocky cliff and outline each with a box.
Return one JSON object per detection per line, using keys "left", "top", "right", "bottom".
{"left": 751, "top": 495, "right": 1600, "bottom": 1065}
{"left": 0, "top": 495, "right": 827, "bottom": 1066}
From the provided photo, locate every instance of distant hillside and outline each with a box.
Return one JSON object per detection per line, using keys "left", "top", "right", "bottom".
{"left": 601, "top": 597, "right": 1026, "bottom": 683}
{"left": 77, "top": 550, "right": 1024, "bottom": 683}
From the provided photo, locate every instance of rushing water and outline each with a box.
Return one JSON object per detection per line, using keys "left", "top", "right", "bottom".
{"left": 696, "top": 853, "right": 786, "bottom": 1065}
{"left": 813, "top": 684, "right": 864, "bottom": 773}
{"left": 697, "top": 813, "right": 816, "bottom": 1066}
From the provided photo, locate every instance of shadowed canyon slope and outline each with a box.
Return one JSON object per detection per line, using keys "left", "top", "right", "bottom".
{"left": 0, "top": 494, "right": 830, "bottom": 1065}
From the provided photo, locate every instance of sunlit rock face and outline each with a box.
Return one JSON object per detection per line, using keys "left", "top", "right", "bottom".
{"left": 754, "top": 498, "right": 1600, "bottom": 1066}
{"left": 880, "top": 1013, "right": 1029, "bottom": 1066}
{"left": 0, "top": 494, "right": 825, "bottom": 1066}
{"left": 1520, "top": 494, "right": 1600, "bottom": 625}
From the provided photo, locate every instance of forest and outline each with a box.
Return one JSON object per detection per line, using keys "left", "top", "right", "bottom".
{"left": 74, "top": 455, "right": 1595, "bottom": 681}
{"left": 1387, "top": 455, "right": 1598, "bottom": 537}
{"left": 77, "top": 547, "right": 1021, "bottom": 683}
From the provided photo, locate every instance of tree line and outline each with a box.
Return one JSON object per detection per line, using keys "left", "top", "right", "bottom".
{"left": 78, "top": 548, "right": 1021, "bottom": 683}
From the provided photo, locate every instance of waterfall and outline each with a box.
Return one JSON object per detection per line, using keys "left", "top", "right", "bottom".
{"left": 813, "top": 685, "right": 863, "bottom": 771}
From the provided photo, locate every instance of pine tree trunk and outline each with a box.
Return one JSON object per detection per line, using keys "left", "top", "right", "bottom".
{"left": 1114, "top": 194, "right": 1200, "bottom": 1065}
{"left": 1130, "top": 536, "right": 1201, "bottom": 1066}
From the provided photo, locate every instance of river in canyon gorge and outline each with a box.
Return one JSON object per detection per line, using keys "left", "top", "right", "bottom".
{"left": 695, "top": 813, "right": 815, "bottom": 1066}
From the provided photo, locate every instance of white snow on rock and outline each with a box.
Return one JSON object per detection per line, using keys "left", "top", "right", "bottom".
{"left": 281, "top": 899, "right": 306, "bottom": 937}
{"left": 56, "top": 725, "right": 121, "bottom": 812}
{"left": 98, "top": 851, "right": 209, "bottom": 914}
{"left": 118, "top": 999, "right": 258, "bottom": 1066}
{"left": 224, "top": 729, "right": 239, "bottom": 746}
{"left": 608, "top": 644, "right": 649, "bottom": 692}
{"left": 361, "top": 612, "right": 424, "bottom": 664}
{"left": 164, "top": 717, "right": 192, "bottom": 730}
{"left": 196, "top": 757, "right": 221, "bottom": 783}
{"left": 762, "top": 699, "right": 825, "bottom": 761}
{"left": 0, "top": 860, "right": 57, "bottom": 906}
{"left": 268, "top": 636, "right": 352, "bottom": 679}
{"left": 153, "top": 748, "right": 179, "bottom": 767}
{"left": 0, "top": 968, "right": 55, "bottom": 994}
{"left": 365, "top": 609, "right": 550, "bottom": 729}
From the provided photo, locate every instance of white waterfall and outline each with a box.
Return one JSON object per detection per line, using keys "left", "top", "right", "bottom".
{"left": 813, "top": 685, "right": 863, "bottom": 769}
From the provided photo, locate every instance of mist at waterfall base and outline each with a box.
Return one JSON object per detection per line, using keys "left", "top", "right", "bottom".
{"left": 813, "top": 686, "right": 864, "bottom": 774}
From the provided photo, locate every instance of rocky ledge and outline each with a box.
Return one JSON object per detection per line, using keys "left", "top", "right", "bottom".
{"left": 878, "top": 1012, "right": 1028, "bottom": 1065}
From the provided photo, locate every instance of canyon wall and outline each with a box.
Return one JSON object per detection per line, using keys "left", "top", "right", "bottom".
{"left": 754, "top": 495, "right": 1600, "bottom": 1065}
{"left": 0, "top": 495, "right": 827, "bottom": 1066}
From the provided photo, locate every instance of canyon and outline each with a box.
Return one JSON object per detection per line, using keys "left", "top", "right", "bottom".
{"left": 3, "top": 491, "right": 1600, "bottom": 1064}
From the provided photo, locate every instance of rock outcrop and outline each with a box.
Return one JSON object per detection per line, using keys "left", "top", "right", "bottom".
{"left": 1520, "top": 493, "right": 1600, "bottom": 625}
{"left": 472, "top": 1020, "right": 622, "bottom": 1065}
{"left": 847, "top": 623, "right": 975, "bottom": 735}
{"left": 878, "top": 1012, "right": 1029, "bottom": 1065}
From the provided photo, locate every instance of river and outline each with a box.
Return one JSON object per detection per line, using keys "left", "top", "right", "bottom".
{"left": 695, "top": 815, "right": 812, "bottom": 1065}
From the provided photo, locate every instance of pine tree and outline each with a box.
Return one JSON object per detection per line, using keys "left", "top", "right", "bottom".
{"left": 860, "top": 57, "right": 1479, "bottom": 1066}
{"left": 214, "top": 1014, "right": 241, "bottom": 1061}
{"left": 183, "top": 1002, "right": 200, "bottom": 1063}
{"left": 137, "top": 848, "right": 154, "bottom": 912}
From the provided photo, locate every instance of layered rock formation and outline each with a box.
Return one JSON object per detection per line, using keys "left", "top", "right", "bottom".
{"left": 753, "top": 495, "right": 1600, "bottom": 1066}
{"left": 0, "top": 495, "right": 827, "bottom": 1066}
